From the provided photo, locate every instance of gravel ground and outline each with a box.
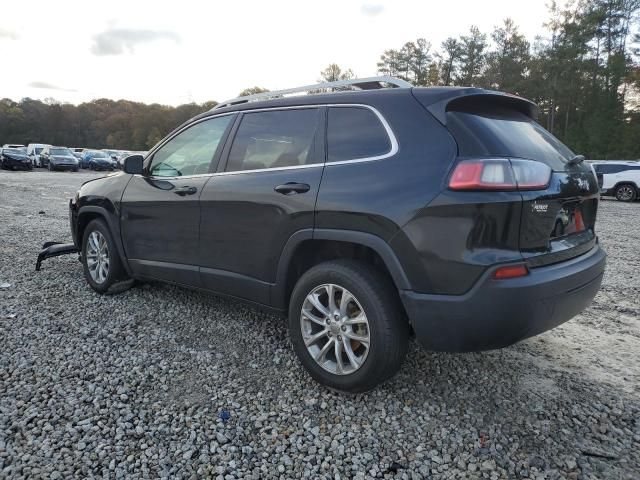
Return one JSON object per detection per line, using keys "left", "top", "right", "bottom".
{"left": 0, "top": 169, "right": 638, "bottom": 480}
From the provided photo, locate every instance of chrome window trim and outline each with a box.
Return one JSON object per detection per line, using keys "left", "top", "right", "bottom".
{"left": 139, "top": 103, "right": 398, "bottom": 180}
{"left": 213, "top": 162, "right": 323, "bottom": 177}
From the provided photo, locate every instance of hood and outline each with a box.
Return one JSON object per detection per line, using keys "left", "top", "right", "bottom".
{"left": 4, "top": 152, "right": 29, "bottom": 160}
{"left": 79, "top": 171, "right": 126, "bottom": 194}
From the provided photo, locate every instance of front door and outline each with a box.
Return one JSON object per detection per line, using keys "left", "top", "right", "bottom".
{"left": 120, "top": 114, "right": 234, "bottom": 285}
{"left": 198, "top": 107, "right": 325, "bottom": 304}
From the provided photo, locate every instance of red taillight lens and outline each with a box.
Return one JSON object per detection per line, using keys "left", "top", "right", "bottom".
{"left": 574, "top": 210, "right": 585, "bottom": 231}
{"left": 449, "top": 159, "right": 551, "bottom": 191}
{"left": 492, "top": 264, "right": 529, "bottom": 279}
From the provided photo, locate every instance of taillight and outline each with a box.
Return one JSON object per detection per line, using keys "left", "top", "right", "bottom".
{"left": 449, "top": 158, "right": 551, "bottom": 191}
{"left": 492, "top": 264, "right": 529, "bottom": 279}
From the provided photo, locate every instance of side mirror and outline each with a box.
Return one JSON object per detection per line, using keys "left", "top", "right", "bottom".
{"left": 123, "top": 155, "right": 144, "bottom": 175}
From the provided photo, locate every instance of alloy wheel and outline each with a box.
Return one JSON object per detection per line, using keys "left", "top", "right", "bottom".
{"left": 617, "top": 185, "right": 634, "bottom": 201}
{"left": 300, "top": 284, "right": 370, "bottom": 375}
{"left": 86, "top": 231, "right": 110, "bottom": 284}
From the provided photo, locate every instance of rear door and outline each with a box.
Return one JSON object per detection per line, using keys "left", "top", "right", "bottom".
{"left": 198, "top": 107, "right": 324, "bottom": 304}
{"left": 445, "top": 99, "right": 600, "bottom": 267}
{"left": 120, "top": 114, "right": 234, "bottom": 285}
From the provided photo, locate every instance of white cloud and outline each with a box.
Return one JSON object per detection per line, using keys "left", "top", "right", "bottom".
{"left": 91, "top": 28, "right": 181, "bottom": 56}
{"left": 361, "top": 3, "right": 384, "bottom": 17}
{"left": 28, "top": 81, "right": 77, "bottom": 92}
{"left": 0, "top": 28, "right": 18, "bottom": 40}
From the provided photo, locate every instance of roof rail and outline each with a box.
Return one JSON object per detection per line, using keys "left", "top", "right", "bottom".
{"left": 212, "top": 76, "right": 412, "bottom": 110}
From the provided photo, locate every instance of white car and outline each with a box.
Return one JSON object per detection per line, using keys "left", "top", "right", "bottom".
{"left": 591, "top": 160, "right": 640, "bottom": 202}
{"left": 26, "top": 143, "right": 50, "bottom": 167}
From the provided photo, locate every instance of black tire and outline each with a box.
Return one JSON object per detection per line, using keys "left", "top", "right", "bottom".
{"left": 48, "top": 162, "right": 53, "bottom": 172}
{"left": 615, "top": 184, "right": 637, "bottom": 202}
{"left": 82, "top": 219, "right": 129, "bottom": 294}
{"left": 73, "top": 167, "right": 78, "bottom": 172}
{"left": 288, "top": 260, "right": 409, "bottom": 393}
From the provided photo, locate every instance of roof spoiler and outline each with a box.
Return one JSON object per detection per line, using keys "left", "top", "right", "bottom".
{"left": 415, "top": 88, "right": 539, "bottom": 125}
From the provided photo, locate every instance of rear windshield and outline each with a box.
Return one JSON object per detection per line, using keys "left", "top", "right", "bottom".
{"left": 446, "top": 105, "right": 574, "bottom": 171}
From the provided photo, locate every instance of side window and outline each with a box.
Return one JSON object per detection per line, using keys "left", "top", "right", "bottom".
{"left": 149, "top": 115, "right": 232, "bottom": 177}
{"left": 226, "top": 109, "right": 320, "bottom": 172}
{"left": 327, "top": 106, "right": 392, "bottom": 162}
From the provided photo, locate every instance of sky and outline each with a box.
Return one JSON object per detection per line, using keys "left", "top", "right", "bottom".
{"left": 0, "top": 0, "right": 561, "bottom": 106}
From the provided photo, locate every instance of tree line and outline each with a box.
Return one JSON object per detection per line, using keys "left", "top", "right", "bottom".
{"left": 1, "top": 0, "right": 639, "bottom": 159}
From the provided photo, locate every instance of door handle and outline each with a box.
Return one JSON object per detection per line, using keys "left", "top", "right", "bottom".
{"left": 174, "top": 185, "right": 198, "bottom": 196}
{"left": 274, "top": 182, "right": 311, "bottom": 195}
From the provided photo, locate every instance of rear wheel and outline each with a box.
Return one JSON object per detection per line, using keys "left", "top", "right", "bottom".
{"left": 82, "top": 219, "right": 129, "bottom": 293}
{"left": 288, "top": 260, "right": 409, "bottom": 393}
{"left": 615, "top": 184, "right": 637, "bottom": 202}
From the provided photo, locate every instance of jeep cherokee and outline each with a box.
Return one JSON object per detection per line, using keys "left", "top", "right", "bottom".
{"left": 55, "top": 77, "right": 605, "bottom": 392}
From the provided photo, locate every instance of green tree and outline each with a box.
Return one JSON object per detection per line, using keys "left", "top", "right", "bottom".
{"left": 484, "top": 18, "right": 531, "bottom": 93}
{"left": 319, "top": 64, "right": 355, "bottom": 82}
{"left": 439, "top": 38, "right": 463, "bottom": 85}
{"left": 456, "top": 26, "right": 488, "bottom": 86}
{"left": 238, "top": 87, "right": 270, "bottom": 97}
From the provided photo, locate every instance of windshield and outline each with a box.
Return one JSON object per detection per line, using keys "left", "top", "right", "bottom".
{"left": 4, "top": 149, "right": 26, "bottom": 155}
{"left": 35, "top": 147, "right": 44, "bottom": 154}
{"left": 92, "top": 151, "right": 107, "bottom": 158}
{"left": 51, "top": 148, "right": 73, "bottom": 156}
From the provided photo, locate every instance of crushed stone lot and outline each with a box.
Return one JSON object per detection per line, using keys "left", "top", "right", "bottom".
{"left": 0, "top": 169, "right": 639, "bottom": 480}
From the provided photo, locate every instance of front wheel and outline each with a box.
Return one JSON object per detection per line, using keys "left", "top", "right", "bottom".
{"left": 289, "top": 260, "right": 409, "bottom": 393}
{"left": 82, "top": 219, "right": 129, "bottom": 293}
{"left": 615, "top": 184, "right": 637, "bottom": 202}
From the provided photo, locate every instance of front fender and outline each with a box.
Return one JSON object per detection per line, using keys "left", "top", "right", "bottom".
{"left": 75, "top": 189, "right": 131, "bottom": 276}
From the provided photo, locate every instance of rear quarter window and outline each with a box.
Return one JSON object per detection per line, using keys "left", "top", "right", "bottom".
{"left": 446, "top": 104, "right": 574, "bottom": 171}
{"left": 327, "top": 106, "right": 391, "bottom": 162}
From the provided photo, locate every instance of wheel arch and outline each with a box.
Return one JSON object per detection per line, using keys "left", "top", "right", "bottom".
{"left": 76, "top": 205, "right": 132, "bottom": 276}
{"left": 613, "top": 180, "right": 639, "bottom": 191}
{"left": 272, "top": 229, "right": 411, "bottom": 310}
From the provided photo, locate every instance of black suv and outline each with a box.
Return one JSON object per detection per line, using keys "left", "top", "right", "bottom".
{"left": 63, "top": 78, "right": 605, "bottom": 392}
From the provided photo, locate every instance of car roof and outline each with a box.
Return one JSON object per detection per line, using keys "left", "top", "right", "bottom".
{"left": 198, "top": 85, "right": 536, "bottom": 122}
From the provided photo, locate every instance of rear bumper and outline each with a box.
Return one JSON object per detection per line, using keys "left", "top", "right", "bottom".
{"left": 400, "top": 245, "right": 606, "bottom": 352}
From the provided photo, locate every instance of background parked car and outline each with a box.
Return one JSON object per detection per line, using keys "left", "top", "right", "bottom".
{"left": 26, "top": 143, "right": 49, "bottom": 167}
{"left": 81, "top": 150, "right": 114, "bottom": 171}
{"left": 103, "top": 149, "right": 125, "bottom": 169}
{"left": 2, "top": 144, "right": 26, "bottom": 151}
{"left": 591, "top": 160, "right": 640, "bottom": 202}
{"left": 0, "top": 147, "right": 33, "bottom": 170}
{"left": 40, "top": 146, "right": 79, "bottom": 172}
{"left": 69, "top": 147, "right": 85, "bottom": 161}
